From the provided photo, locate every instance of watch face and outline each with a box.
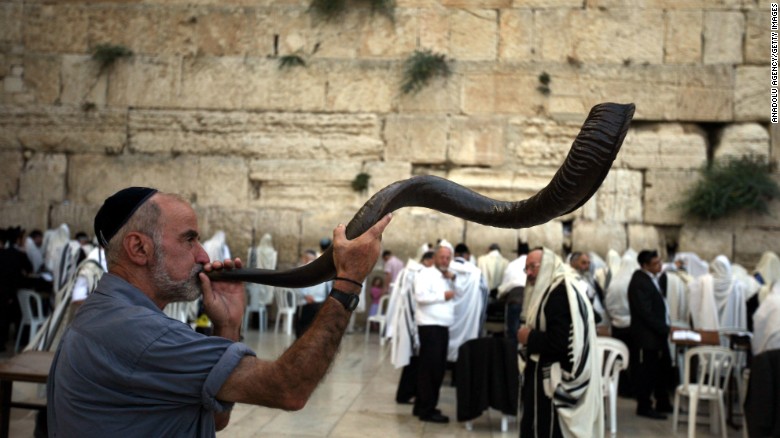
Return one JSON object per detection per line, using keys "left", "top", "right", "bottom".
{"left": 347, "top": 294, "right": 359, "bottom": 311}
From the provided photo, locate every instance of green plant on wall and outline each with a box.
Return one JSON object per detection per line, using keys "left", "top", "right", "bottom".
{"left": 401, "top": 50, "right": 451, "bottom": 95}
{"left": 351, "top": 172, "right": 371, "bottom": 192}
{"left": 278, "top": 54, "right": 306, "bottom": 70}
{"left": 310, "top": 0, "right": 394, "bottom": 21}
{"left": 92, "top": 43, "right": 133, "bottom": 71}
{"left": 537, "top": 72, "right": 551, "bottom": 95}
{"left": 679, "top": 155, "right": 780, "bottom": 220}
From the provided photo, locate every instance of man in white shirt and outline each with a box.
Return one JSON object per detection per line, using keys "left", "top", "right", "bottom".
{"left": 412, "top": 244, "right": 456, "bottom": 423}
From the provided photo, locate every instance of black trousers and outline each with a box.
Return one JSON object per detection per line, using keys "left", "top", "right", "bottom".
{"left": 396, "top": 356, "right": 419, "bottom": 403}
{"left": 634, "top": 346, "right": 672, "bottom": 412}
{"left": 520, "top": 360, "right": 563, "bottom": 438}
{"left": 295, "top": 302, "right": 323, "bottom": 338}
{"left": 611, "top": 326, "right": 634, "bottom": 397}
{"left": 414, "top": 325, "right": 449, "bottom": 418}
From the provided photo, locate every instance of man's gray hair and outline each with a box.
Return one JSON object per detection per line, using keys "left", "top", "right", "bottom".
{"left": 105, "top": 197, "right": 162, "bottom": 268}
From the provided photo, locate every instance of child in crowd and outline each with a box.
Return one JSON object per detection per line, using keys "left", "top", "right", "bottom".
{"left": 369, "top": 277, "right": 384, "bottom": 316}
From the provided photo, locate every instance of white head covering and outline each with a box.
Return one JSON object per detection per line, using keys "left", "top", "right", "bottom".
{"left": 523, "top": 248, "right": 565, "bottom": 324}
{"left": 606, "top": 249, "right": 621, "bottom": 275}
{"left": 437, "top": 239, "right": 453, "bottom": 252}
{"left": 202, "top": 231, "right": 231, "bottom": 262}
{"left": 605, "top": 249, "right": 639, "bottom": 328}
{"left": 257, "top": 233, "right": 278, "bottom": 270}
{"left": 732, "top": 263, "right": 761, "bottom": 301}
{"left": 752, "top": 283, "right": 780, "bottom": 355}
{"left": 674, "top": 252, "right": 709, "bottom": 278}
{"left": 711, "top": 255, "right": 733, "bottom": 305}
{"left": 755, "top": 252, "right": 780, "bottom": 303}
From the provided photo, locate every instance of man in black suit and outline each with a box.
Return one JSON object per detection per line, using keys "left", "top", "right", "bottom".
{"left": 628, "top": 249, "right": 672, "bottom": 420}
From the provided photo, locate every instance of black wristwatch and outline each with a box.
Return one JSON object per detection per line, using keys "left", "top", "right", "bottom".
{"left": 329, "top": 288, "right": 359, "bottom": 312}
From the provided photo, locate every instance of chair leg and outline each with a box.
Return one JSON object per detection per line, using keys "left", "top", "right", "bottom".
{"left": 710, "top": 400, "right": 718, "bottom": 435}
{"left": 610, "top": 383, "right": 617, "bottom": 435}
{"left": 274, "top": 313, "right": 281, "bottom": 333}
{"left": 379, "top": 321, "right": 386, "bottom": 346}
{"left": 285, "top": 312, "right": 293, "bottom": 335}
{"left": 673, "top": 392, "right": 681, "bottom": 434}
{"left": 718, "top": 396, "right": 727, "bottom": 438}
{"left": 688, "top": 395, "right": 698, "bottom": 438}
{"left": 365, "top": 320, "right": 370, "bottom": 343}
{"left": 15, "top": 323, "right": 24, "bottom": 352}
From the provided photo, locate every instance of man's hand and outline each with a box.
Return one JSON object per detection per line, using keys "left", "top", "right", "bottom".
{"left": 443, "top": 271, "right": 456, "bottom": 280}
{"left": 444, "top": 291, "right": 455, "bottom": 301}
{"left": 517, "top": 326, "right": 532, "bottom": 345}
{"left": 201, "top": 258, "right": 244, "bottom": 341}
{"left": 332, "top": 214, "right": 393, "bottom": 293}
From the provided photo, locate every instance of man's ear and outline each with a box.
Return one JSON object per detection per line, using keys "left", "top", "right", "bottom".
{"left": 123, "top": 232, "right": 153, "bottom": 266}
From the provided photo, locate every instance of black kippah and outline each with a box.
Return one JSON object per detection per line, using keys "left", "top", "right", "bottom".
{"left": 94, "top": 187, "right": 158, "bottom": 248}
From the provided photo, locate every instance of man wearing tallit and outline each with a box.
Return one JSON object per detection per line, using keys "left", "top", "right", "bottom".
{"left": 688, "top": 254, "right": 748, "bottom": 331}
{"left": 517, "top": 248, "right": 603, "bottom": 438}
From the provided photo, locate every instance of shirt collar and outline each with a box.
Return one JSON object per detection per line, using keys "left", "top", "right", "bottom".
{"left": 93, "top": 273, "right": 165, "bottom": 314}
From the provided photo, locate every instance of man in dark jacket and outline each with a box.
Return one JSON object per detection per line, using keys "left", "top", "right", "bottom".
{"left": 628, "top": 249, "right": 672, "bottom": 419}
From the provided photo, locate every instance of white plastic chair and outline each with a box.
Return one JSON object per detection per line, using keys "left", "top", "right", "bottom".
{"left": 244, "top": 284, "right": 269, "bottom": 332}
{"left": 596, "top": 336, "right": 629, "bottom": 435}
{"left": 365, "top": 295, "right": 390, "bottom": 345}
{"left": 274, "top": 288, "right": 296, "bottom": 335}
{"left": 672, "top": 346, "right": 735, "bottom": 438}
{"left": 15, "top": 289, "right": 47, "bottom": 352}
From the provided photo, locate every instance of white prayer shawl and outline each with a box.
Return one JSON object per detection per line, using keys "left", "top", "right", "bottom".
{"left": 448, "top": 259, "right": 486, "bottom": 362}
{"left": 674, "top": 252, "right": 709, "bottom": 279}
{"left": 665, "top": 271, "right": 689, "bottom": 327}
{"left": 688, "top": 275, "right": 720, "bottom": 330}
{"left": 25, "top": 236, "right": 44, "bottom": 274}
{"left": 604, "top": 250, "right": 639, "bottom": 328}
{"left": 733, "top": 264, "right": 761, "bottom": 301}
{"left": 523, "top": 249, "right": 562, "bottom": 324}
{"left": 477, "top": 249, "right": 509, "bottom": 291}
{"left": 497, "top": 255, "right": 526, "bottom": 299}
{"left": 389, "top": 260, "right": 423, "bottom": 368}
{"left": 527, "top": 253, "right": 604, "bottom": 438}
{"left": 752, "top": 283, "right": 780, "bottom": 355}
{"left": 246, "top": 233, "right": 277, "bottom": 307}
{"left": 42, "top": 224, "right": 70, "bottom": 274}
{"left": 710, "top": 255, "right": 748, "bottom": 331}
{"left": 202, "top": 231, "right": 231, "bottom": 262}
{"left": 755, "top": 251, "right": 780, "bottom": 303}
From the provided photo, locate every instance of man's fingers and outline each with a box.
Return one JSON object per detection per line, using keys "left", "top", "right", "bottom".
{"left": 199, "top": 272, "right": 213, "bottom": 301}
{"left": 367, "top": 213, "right": 392, "bottom": 238}
{"left": 332, "top": 223, "right": 347, "bottom": 242}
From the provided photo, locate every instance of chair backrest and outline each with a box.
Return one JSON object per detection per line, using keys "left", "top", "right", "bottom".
{"left": 275, "top": 288, "right": 296, "bottom": 311}
{"left": 683, "top": 346, "right": 735, "bottom": 393}
{"left": 596, "top": 337, "right": 629, "bottom": 389}
{"left": 17, "top": 289, "right": 44, "bottom": 322}
{"left": 377, "top": 295, "right": 390, "bottom": 317}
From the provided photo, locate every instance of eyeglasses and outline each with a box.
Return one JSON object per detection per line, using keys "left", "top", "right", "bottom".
{"left": 524, "top": 263, "right": 541, "bottom": 274}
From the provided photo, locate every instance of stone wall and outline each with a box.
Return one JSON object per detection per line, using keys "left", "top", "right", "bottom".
{"left": 0, "top": 0, "right": 776, "bottom": 270}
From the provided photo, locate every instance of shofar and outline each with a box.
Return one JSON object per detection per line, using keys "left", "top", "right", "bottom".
{"left": 210, "top": 102, "right": 635, "bottom": 287}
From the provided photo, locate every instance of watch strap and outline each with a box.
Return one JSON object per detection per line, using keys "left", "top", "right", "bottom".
{"left": 329, "top": 288, "right": 359, "bottom": 311}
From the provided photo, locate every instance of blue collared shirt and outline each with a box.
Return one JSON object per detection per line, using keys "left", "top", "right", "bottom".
{"left": 47, "top": 274, "right": 255, "bottom": 437}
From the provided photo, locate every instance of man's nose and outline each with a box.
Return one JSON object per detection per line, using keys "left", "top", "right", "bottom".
{"left": 194, "top": 242, "right": 209, "bottom": 264}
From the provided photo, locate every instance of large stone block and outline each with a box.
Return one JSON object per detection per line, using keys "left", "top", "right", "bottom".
{"left": 379, "top": 207, "right": 466, "bottom": 262}
{"left": 192, "top": 7, "right": 255, "bottom": 56}
{"left": 449, "top": 9, "right": 498, "bottom": 61}
{"left": 358, "top": 10, "right": 419, "bottom": 58}
{"left": 198, "top": 156, "right": 249, "bottom": 207}
{"left": 734, "top": 228, "right": 780, "bottom": 268}
{"left": 252, "top": 180, "right": 363, "bottom": 211}
{"left": 448, "top": 116, "right": 505, "bottom": 166}
{"left": 0, "top": 107, "right": 127, "bottom": 154}
{"left": 461, "top": 67, "right": 546, "bottom": 116}
{"left": 417, "top": 8, "right": 449, "bottom": 54}
{"left": 129, "top": 110, "right": 382, "bottom": 160}
{"left": 526, "top": 220, "right": 564, "bottom": 255}
{"left": 384, "top": 114, "right": 448, "bottom": 164}
{"left": 714, "top": 123, "right": 770, "bottom": 160}
{"left": 464, "top": 223, "right": 519, "bottom": 259}
{"left": 22, "top": 55, "right": 61, "bottom": 105}
{"left": 616, "top": 123, "right": 708, "bottom": 170}
{"left": 508, "top": 116, "right": 581, "bottom": 167}
{"left": 0, "top": 201, "right": 49, "bottom": 231}
{"left": 499, "top": 9, "right": 535, "bottom": 62}
{"left": 24, "top": 4, "right": 89, "bottom": 53}
{"left": 49, "top": 202, "right": 101, "bottom": 239}
{"left": 246, "top": 59, "right": 328, "bottom": 112}
{"left": 745, "top": 10, "right": 771, "bottom": 64}
{"left": 536, "top": 9, "right": 664, "bottom": 64}
{"left": 586, "top": 0, "right": 742, "bottom": 9}
{"left": 86, "top": 6, "right": 161, "bottom": 55}
{"left": 443, "top": 0, "right": 511, "bottom": 7}
{"left": 627, "top": 224, "right": 665, "bottom": 255}
{"left": 735, "top": 66, "right": 768, "bottom": 122}
{"left": 362, "top": 161, "right": 413, "bottom": 195}
{"left": 678, "top": 225, "right": 734, "bottom": 261}
{"left": 68, "top": 154, "right": 201, "bottom": 205}
{"left": 397, "top": 67, "right": 461, "bottom": 114}
{"left": 643, "top": 169, "right": 700, "bottom": 225}
{"left": 1, "top": 3, "right": 22, "bottom": 46}
{"left": 703, "top": 11, "right": 745, "bottom": 65}
{"left": 19, "top": 153, "right": 67, "bottom": 204}
{"left": 0, "top": 151, "right": 22, "bottom": 200}
{"left": 108, "top": 56, "right": 182, "bottom": 108}
{"left": 589, "top": 168, "right": 643, "bottom": 223}
{"left": 664, "top": 11, "right": 703, "bottom": 64}
{"left": 249, "top": 159, "right": 362, "bottom": 183}
{"left": 59, "top": 55, "right": 107, "bottom": 107}
{"left": 572, "top": 220, "right": 627, "bottom": 257}
{"left": 325, "top": 62, "right": 395, "bottom": 113}
{"left": 178, "top": 56, "right": 258, "bottom": 109}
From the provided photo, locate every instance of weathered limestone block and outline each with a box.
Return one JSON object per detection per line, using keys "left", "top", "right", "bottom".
{"left": 508, "top": 116, "right": 581, "bottom": 167}
{"left": 248, "top": 7, "right": 310, "bottom": 58}
{"left": 68, "top": 154, "right": 201, "bottom": 205}
{"left": 443, "top": 0, "right": 510, "bottom": 7}
{"left": 462, "top": 69, "right": 545, "bottom": 116}
{"left": 397, "top": 70, "right": 461, "bottom": 114}
{"left": 325, "top": 62, "right": 395, "bottom": 113}
{"left": 362, "top": 161, "right": 412, "bottom": 195}
{"left": 572, "top": 220, "right": 627, "bottom": 256}
{"left": 237, "top": 207, "right": 301, "bottom": 269}
{"left": 178, "top": 56, "right": 260, "bottom": 109}
{"left": 198, "top": 207, "right": 264, "bottom": 266}
{"left": 0, "top": 201, "right": 49, "bottom": 231}
{"left": 253, "top": 181, "right": 363, "bottom": 211}
{"left": 745, "top": 10, "right": 771, "bottom": 64}
{"left": 448, "top": 116, "right": 505, "bottom": 166}
{"left": 198, "top": 157, "right": 249, "bottom": 207}
{"left": 499, "top": 9, "right": 535, "bottom": 61}
{"left": 735, "top": 228, "right": 780, "bottom": 268}
{"left": 249, "top": 159, "right": 362, "bottom": 183}
{"left": 664, "top": 11, "right": 703, "bottom": 64}
{"left": 617, "top": 123, "right": 708, "bottom": 170}
{"left": 300, "top": 208, "right": 357, "bottom": 256}
{"left": 87, "top": 6, "right": 161, "bottom": 55}
{"left": 714, "top": 123, "right": 770, "bottom": 160}
{"left": 643, "top": 170, "right": 700, "bottom": 225}
{"left": 526, "top": 220, "right": 564, "bottom": 255}
{"left": 23, "top": 55, "right": 61, "bottom": 105}
{"left": 627, "top": 224, "right": 665, "bottom": 254}
{"left": 248, "top": 59, "right": 328, "bottom": 112}
{"left": 358, "top": 10, "right": 419, "bottom": 58}
{"left": 50, "top": 202, "right": 101, "bottom": 239}
{"left": 108, "top": 56, "right": 182, "bottom": 108}
{"left": 772, "top": 123, "right": 780, "bottom": 164}
{"left": 590, "top": 168, "right": 643, "bottom": 223}
{"left": 449, "top": 9, "right": 498, "bottom": 61}
{"left": 735, "top": 66, "right": 767, "bottom": 122}
{"left": 465, "top": 223, "right": 519, "bottom": 259}
{"left": 678, "top": 225, "right": 734, "bottom": 262}
{"left": 703, "top": 11, "right": 744, "bottom": 65}
{"left": 19, "top": 153, "right": 66, "bottom": 203}
{"left": 0, "top": 151, "right": 22, "bottom": 200}
{"left": 418, "top": 7, "right": 449, "bottom": 54}
{"left": 130, "top": 110, "right": 382, "bottom": 160}
{"left": 511, "top": 0, "right": 589, "bottom": 6}
{"left": 380, "top": 207, "right": 465, "bottom": 262}
{"left": 0, "top": 3, "right": 22, "bottom": 46}
{"left": 60, "top": 55, "right": 107, "bottom": 107}
{"left": 0, "top": 107, "right": 126, "bottom": 154}
{"left": 586, "top": 0, "right": 742, "bottom": 9}
{"left": 193, "top": 7, "right": 255, "bottom": 56}
{"left": 384, "top": 114, "right": 448, "bottom": 164}
{"left": 24, "top": 4, "right": 88, "bottom": 53}
{"left": 155, "top": 6, "right": 201, "bottom": 57}
{"left": 536, "top": 9, "right": 664, "bottom": 64}
{"left": 448, "top": 167, "right": 557, "bottom": 205}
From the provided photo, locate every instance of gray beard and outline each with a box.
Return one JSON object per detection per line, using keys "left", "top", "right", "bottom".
{"left": 151, "top": 247, "right": 203, "bottom": 303}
